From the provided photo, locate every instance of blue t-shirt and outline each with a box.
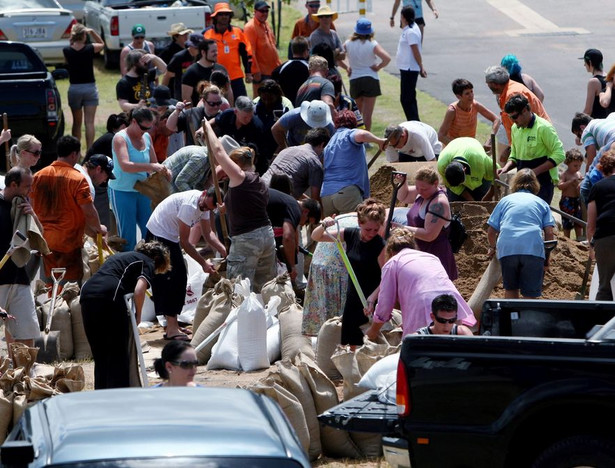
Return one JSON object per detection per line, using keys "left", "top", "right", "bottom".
{"left": 487, "top": 190, "right": 555, "bottom": 259}
{"left": 278, "top": 108, "right": 335, "bottom": 147}
{"left": 321, "top": 128, "right": 370, "bottom": 198}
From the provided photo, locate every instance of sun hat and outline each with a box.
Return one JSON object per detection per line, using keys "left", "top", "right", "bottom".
{"left": 354, "top": 18, "right": 374, "bottom": 35}
{"left": 167, "top": 23, "right": 193, "bottom": 36}
{"left": 88, "top": 154, "right": 116, "bottom": 180}
{"left": 220, "top": 135, "right": 240, "bottom": 154}
{"left": 211, "top": 2, "right": 234, "bottom": 17}
{"left": 311, "top": 5, "right": 338, "bottom": 22}
{"left": 300, "top": 100, "right": 332, "bottom": 128}
{"left": 132, "top": 24, "right": 146, "bottom": 37}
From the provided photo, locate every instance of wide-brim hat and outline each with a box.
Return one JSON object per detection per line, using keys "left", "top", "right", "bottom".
{"left": 167, "top": 22, "right": 193, "bottom": 36}
{"left": 311, "top": 5, "right": 338, "bottom": 21}
{"left": 212, "top": 2, "right": 234, "bottom": 17}
{"left": 300, "top": 100, "right": 332, "bottom": 128}
{"left": 220, "top": 135, "right": 240, "bottom": 154}
{"left": 354, "top": 18, "right": 373, "bottom": 35}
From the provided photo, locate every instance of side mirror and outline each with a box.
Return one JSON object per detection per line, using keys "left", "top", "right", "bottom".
{"left": 52, "top": 68, "right": 69, "bottom": 80}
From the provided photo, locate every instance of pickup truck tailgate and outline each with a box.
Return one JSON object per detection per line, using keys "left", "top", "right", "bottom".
{"left": 318, "top": 390, "right": 400, "bottom": 434}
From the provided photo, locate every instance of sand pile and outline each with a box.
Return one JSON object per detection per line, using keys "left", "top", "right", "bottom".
{"left": 369, "top": 165, "right": 591, "bottom": 301}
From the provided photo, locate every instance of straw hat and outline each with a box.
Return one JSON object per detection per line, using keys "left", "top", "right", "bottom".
{"left": 167, "top": 23, "right": 192, "bottom": 36}
{"left": 311, "top": 5, "right": 338, "bottom": 21}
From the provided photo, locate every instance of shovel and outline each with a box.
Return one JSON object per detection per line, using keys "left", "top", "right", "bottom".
{"left": 367, "top": 127, "right": 402, "bottom": 170}
{"left": 576, "top": 256, "right": 593, "bottom": 300}
{"left": 35, "top": 268, "right": 65, "bottom": 363}
{"left": 384, "top": 171, "right": 407, "bottom": 240}
{"left": 124, "top": 294, "right": 149, "bottom": 387}
{"left": 0, "top": 230, "right": 28, "bottom": 271}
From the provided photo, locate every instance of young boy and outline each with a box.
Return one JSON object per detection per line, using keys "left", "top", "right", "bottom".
{"left": 437, "top": 78, "right": 499, "bottom": 146}
{"left": 558, "top": 149, "right": 584, "bottom": 239}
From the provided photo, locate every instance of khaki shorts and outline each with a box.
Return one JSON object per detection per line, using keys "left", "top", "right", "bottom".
{"left": 321, "top": 185, "right": 363, "bottom": 217}
{"left": 0, "top": 284, "right": 40, "bottom": 340}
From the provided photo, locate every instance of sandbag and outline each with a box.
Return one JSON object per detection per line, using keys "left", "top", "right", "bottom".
{"left": 69, "top": 298, "right": 92, "bottom": 360}
{"left": 331, "top": 347, "right": 365, "bottom": 401}
{"left": 51, "top": 365, "right": 85, "bottom": 393}
{"left": 41, "top": 295, "right": 73, "bottom": 360}
{"left": 237, "top": 293, "right": 268, "bottom": 371}
{"left": 250, "top": 379, "right": 310, "bottom": 454}
{"left": 206, "top": 307, "right": 240, "bottom": 370}
{"left": 358, "top": 352, "right": 399, "bottom": 405}
{"left": 316, "top": 316, "right": 343, "bottom": 381}
{"left": 192, "top": 286, "right": 216, "bottom": 332}
{"left": 261, "top": 273, "right": 295, "bottom": 307}
{"left": 177, "top": 254, "right": 208, "bottom": 324}
{"left": 265, "top": 296, "right": 282, "bottom": 363}
{"left": 279, "top": 301, "right": 315, "bottom": 362}
{"left": 355, "top": 340, "right": 399, "bottom": 376}
{"left": 276, "top": 359, "right": 321, "bottom": 460}
{"left": 25, "top": 376, "right": 55, "bottom": 401}
{"left": 0, "top": 390, "right": 13, "bottom": 444}
{"left": 294, "top": 353, "right": 361, "bottom": 459}
{"left": 191, "top": 279, "right": 239, "bottom": 364}
{"left": 11, "top": 393, "right": 27, "bottom": 428}
{"left": 134, "top": 171, "right": 171, "bottom": 210}
{"left": 10, "top": 343, "right": 37, "bottom": 375}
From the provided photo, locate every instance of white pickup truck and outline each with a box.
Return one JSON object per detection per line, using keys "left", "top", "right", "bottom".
{"left": 83, "top": 0, "right": 212, "bottom": 69}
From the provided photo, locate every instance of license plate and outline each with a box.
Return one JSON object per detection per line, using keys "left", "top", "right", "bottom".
{"left": 23, "top": 27, "right": 47, "bottom": 39}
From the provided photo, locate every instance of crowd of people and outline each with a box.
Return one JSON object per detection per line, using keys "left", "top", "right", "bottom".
{"left": 1, "top": 0, "right": 614, "bottom": 388}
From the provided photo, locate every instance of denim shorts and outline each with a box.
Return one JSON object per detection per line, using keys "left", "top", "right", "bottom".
{"left": 68, "top": 82, "right": 99, "bottom": 108}
{"left": 500, "top": 254, "right": 544, "bottom": 297}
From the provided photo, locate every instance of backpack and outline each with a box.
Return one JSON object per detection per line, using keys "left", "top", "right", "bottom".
{"left": 427, "top": 209, "right": 468, "bottom": 254}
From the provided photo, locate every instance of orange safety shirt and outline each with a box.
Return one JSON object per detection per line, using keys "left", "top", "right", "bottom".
{"left": 204, "top": 25, "right": 253, "bottom": 81}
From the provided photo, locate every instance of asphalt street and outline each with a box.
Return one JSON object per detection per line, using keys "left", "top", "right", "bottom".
{"left": 328, "top": 0, "right": 613, "bottom": 150}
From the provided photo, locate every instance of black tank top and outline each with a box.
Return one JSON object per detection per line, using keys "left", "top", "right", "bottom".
{"left": 591, "top": 75, "right": 615, "bottom": 119}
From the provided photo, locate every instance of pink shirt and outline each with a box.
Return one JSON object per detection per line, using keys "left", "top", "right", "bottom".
{"left": 373, "top": 248, "right": 476, "bottom": 336}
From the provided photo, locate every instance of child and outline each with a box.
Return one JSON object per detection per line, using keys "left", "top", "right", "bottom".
{"left": 437, "top": 78, "right": 499, "bottom": 147}
{"left": 558, "top": 149, "right": 584, "bottom": 239}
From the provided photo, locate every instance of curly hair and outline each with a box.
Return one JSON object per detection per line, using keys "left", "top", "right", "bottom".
{"left": 598, "top": 149, "right": 615, "bottom": 176}
{"left": 334, "top": 109, "right": 357, "bottom": 129}
{"left": 135, "top": 240, "right": 171, "bottom": 274}
{"left": 415, "top": 167, "right": 440, "bottom": 185}
{"left": 356, "top": 198, "right": 386, "bottom": 225}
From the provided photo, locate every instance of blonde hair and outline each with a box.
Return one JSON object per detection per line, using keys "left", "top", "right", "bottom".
{"left": 356, "top": 198, "right": 386, "bottom": 225}
{"left": 308, "top": 55, "right": 329, "bottom": 73}
{"left": 415, "top": 167, "right": 440, "bottom": 185}
{"left": 199, "top": 83, "right": 221, "bottom": 100}
{"left": 70, "top": 23, "right": 87, "bottom": 44}
{"left": 229, "top": 146, "right": 255, "bottom": 171}
{"left": 510, "top": 168, "right": 540, "bottom": 195}
{"left": 9, "top": 134, "right": 41, "bottom": 168}
{"left": 385, "top": 227, "right": 416, "bottom": 258}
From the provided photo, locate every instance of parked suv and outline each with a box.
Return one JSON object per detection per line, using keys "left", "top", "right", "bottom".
{"left": 0, "top": 41, "right": 65, "bottom": 172}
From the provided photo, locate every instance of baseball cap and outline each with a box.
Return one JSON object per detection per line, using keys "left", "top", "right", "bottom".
{"left": 254, "top": 1, "right": 270, "bottom": 10}
{"left": 132, "top": 24, "right": 146, "bottom": 37}
{"left": 152, "top": 85, "right": 177, "bottom": 107}
{"left": 89, "top": 154, "right": 116, "bottom": 180}
{"left": 580, "top": 48, "right": 603, "bottom": 65}
{"left": 235, "top": 96, "right": 255, "bottom": 112}
{"left": 186, "top": 33, "right": 204, "bottom": 48}
{"left": 300, "top": 100, "right": 332, "bottom": 128}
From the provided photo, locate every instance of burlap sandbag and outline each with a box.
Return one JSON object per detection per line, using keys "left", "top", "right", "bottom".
{"left": 279, "top": 301, "right": 315, "bottom": 362}
{"left": 9, "top": 343, "right": 37, "bottom": 375}
{"left": 192, "top": 288, "right": 216, "bottom": 333}
{"left": 331, "top": 347, "right": 365, "bottom": 401}
{"left": 316, "top": 316, "right": 343, "bottom": 381}
{"left": 261, "top": 273, "right": 295, "bottom": 307}
{"left": 25, "top": 376, "right": 55, "bottom": 401}
{"left": 51, "top": 365, "right": 85, "bottom": 393}
{"left": 41, "top": 296, "right": 73, "bottom": 360}
{"left": 294, "top": 352, "right": 361, "bottom": 459}
{"left": 69, "top": 297, "right": 92, "bottom": 360}
{"left": 12, "top": 392, "right": 27, "bottom": 425}
{"left": 0, "top": 390, "right": 13, "bottom": 444}
{"left": 0, "top": 368, "right": 25, "bottom": 395}
{"left": 250, "top": 378, "right": 310, "bottom": 454}
{"left": 191, "top": 280, "right": 241, "bottom": 365}
{"left": 0, "top": 356, "right": 9, "bottom": 376}
{"left": 276, "top": 359, "right": 321, "bottom": 461}
{"left": 355, "top": 341, "right": 399, "bottom": 376}
{"left": 134, "top": 171, "right": 171, "bottom": 210}
{"left": 81, "top": 246, "right": 91, "bottom": 282}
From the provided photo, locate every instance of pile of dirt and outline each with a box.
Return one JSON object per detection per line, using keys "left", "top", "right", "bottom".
{"left": 369, "top": 164, "right": 592, "bottom": 302}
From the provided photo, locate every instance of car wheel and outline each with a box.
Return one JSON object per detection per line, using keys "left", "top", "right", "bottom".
{"left": 103, "top": 44, "right": 120, "bottom": 70}
{"left": 532, "top": 435, "right": 615, "bottom": 468}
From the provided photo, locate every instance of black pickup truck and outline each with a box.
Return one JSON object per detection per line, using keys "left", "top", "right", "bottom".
{"left": 0, "top": 41, "right": 66, "bottom": 172}
{"left": 319, "top": 299, "right": 615, "bottom": 468}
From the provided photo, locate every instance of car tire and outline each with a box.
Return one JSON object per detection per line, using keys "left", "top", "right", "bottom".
{"left": 532, "top": 435, "right": 615, "bottom": 468}
{"left": 103, "top": 44, "right": 120, "bottom": 70}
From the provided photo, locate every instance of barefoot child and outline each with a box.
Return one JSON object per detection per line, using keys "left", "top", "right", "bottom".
{"left": 558, "top": 149, "right": 584, "bottom": 239}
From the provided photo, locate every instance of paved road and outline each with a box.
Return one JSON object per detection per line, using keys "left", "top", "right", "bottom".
{"left": 330, "top": 0, "right": 612, "bottom": 150}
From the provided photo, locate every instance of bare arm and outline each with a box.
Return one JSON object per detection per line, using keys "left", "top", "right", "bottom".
{"left": 117, "top": 99, "right": 144, "bottom": 112}
{"left": 112, "top": 135, "right": 166, "bottom": 174}
{"left": 583, "top": 78, "right": 601, "bottom": 115}
{"left": 389, "top": 0, "right": 401, "bottom": 27}
{"left": 133, "top": 277, "right": 148, "bottom": 323}
{"left": 353, "top": 130, "right": 386, "bottom": 150}
{"left": 81, "top": 202, "right": 106, "bottom": 238}
{"left": 406, "top": 196, "right": 449, "bottom": 242}
{"left": 487, "top": 225, "right": 498, "bottom": 257}
{"left": 600, "top": 81, "right": 613, "bottom": 108}
{"left": 311, "top": 217, "right": 343, "bottom": 243}
{"left": 410, "top": 44, "right": 426, "bottom": 77}
{"left": 181, "top": 84, "right": 194, "bottom": 103}
{"left": 424, "top": 0, "right": 439, "bottom": 17}
{"left": 438, "top": 106, "right": 456, "bottom": 145}
{"left": 372, "top": 44, "right": 391, "bottom": 71}
{"left": 179, "top": 220, "right": 215, "bottom": 273}
{"left": 585, "top": 144, "right": 597, "bottom": 171}
{"left": 282, "top": 221, "right": 298, "bottom": 281}
{"left": 202, "top": 118, "right": 245, "bottom": 187}
{"left": 119, "top": 47, "right": 129, "bottom": 76}
{"left": 86, "top": 28, "right": 105, "bottom": 53}
{"left": 271, "top": 119, "right": 289, "bottom": 152}
{"left": 161, "top": 70, "right": 174, "bottom": 87}
{"left": 199, "top": 217, "right": 226, "bottom": 257}
{"left": 587, "top": 200, "right": 597, "bottom": 247}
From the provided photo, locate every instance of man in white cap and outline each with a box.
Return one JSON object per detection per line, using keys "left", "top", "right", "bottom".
{"left": 271, "top": 99, "right": 335, "bottom": 153}
{"left": 159, "top": 23, "right": 193, "bottom": 65}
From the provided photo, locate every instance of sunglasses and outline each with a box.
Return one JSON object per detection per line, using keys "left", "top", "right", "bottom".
{"left": 25, "top": 149, "right": 42, "bottom": 156}
{"left": 508, "top": 112, "right": 521, "bottom": 120}
{"left": 137, "top": 122, "right": 153, "bottom": 131}
{"left": 206, "top": 100, "right": 223, "bottom": 106}
{"left": 171, "top": 359, "right": 199, "bottom": 369}
{"left": 134, "top": 36, "right": 145, "bottom": 39}
{"left": 308, "top": 3, "right": 320, "bottom": 7}
{"left": 256, "top": 8, "right": 269, "bottom": 12}
{"left": 434, "top": 315, "right": 457, "bottom": 324}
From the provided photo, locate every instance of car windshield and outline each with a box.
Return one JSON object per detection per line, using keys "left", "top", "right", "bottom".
{"left": 0, "top": 51, "right": 39, "bottom": 73}
{"left": 0, "top": 0, "right": 60, "bottom": 8}
{"left": 50, "top": 457, "right": 304, "bottom": 467}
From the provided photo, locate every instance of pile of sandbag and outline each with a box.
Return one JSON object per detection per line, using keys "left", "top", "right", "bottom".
{"left": 190, "top": 273, "right": 314, "bottom": 371}
{"left": 33, "top": 281, "right": 92, "bottom": 362}
{"left": 0, "top": 343, "right": 85, "bottom": 443}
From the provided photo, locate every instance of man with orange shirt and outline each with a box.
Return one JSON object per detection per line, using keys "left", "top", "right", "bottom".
{"left": 485, "top": 65, "right": 550, "bottom": 163}
{"left": 244, "top": 1, "right": 281, "bottom": 96}
{"left": 31, "top": 136, "right": 106, "bottom": 284}
{"left": 203, "top": 2, "right": 253, "bottom": 99}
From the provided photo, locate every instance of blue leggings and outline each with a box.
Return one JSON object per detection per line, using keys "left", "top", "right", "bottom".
{"left": 109, "top": 188, "right": 151, "bottom": 251}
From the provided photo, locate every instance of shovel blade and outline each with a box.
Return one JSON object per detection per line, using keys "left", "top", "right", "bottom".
{"left": 34, "top": 331, "right": 61, "bottom": 364}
